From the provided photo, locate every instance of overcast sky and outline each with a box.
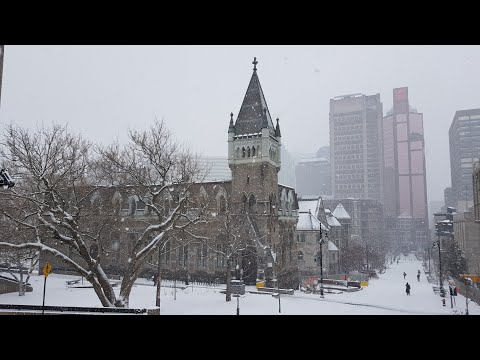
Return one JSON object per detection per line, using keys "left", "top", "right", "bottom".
{"left": 1, "top": 45, "right": 479, "bottom": 204}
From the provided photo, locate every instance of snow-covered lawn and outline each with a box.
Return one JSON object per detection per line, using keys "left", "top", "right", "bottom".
{"left": 1, "top": 253, "right": 478, "bottom": 315}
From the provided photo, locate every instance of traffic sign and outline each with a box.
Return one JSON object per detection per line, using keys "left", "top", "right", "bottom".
{"left": 43, "top": 261, "right": 51, "bottom": 278}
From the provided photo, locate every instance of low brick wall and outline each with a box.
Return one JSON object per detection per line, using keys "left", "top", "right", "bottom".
{"left": 0, "top": 275, "right": 33, "bottom": 295}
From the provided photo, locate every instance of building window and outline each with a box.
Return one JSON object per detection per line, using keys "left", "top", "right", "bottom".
{"left": 216, "top": 244, "right": 223, "bottom": 268}
{"left": 298, "top": 251, "right": 304, "bottom": 261}
{"left": 219, "top": 195, "right": 227, "bottom": 214}
{"left": 242, "top": 147, "right": 246, "bottom": 158}
{"left": 300, "top": 234, "right": 306, "bottom": 243}
{"left": 248, "top": 194, "right": 256, "bottom": 213}
{"left": 183, "top": 245, "right": 188, "bottom": 267}
{"left": 165, "top": 240, "right": 170, "bottom": 265}
{"left": 241, "top": 194, "right": 247, "bottom": 213}
{"left": 252, "top": 147, "right": 256, "bottom": 157}
{"left": 202, "top": 243, "right": 207, "bottom": 267}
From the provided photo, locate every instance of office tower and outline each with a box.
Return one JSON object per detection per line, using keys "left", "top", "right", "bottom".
{"left": 330, "top": 93, "right": 383, "bottom": 202}
{"left": 449, "top": 109, "right": 480, "bottom": 212}
{"left": 383, "top": 87, "right": 428, "bottom": 250}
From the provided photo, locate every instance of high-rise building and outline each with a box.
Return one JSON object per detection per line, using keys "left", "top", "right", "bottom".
{"left": 295, "top": 157, "right": 330, "bottom": 196}
{"left": 330, "top": 93, "right": 383, "bottom": 202}
{"left": 443, "top": 187, "right": 456, "bottom": 211}
{"left": 382, "top": 87, "right": 429, "bottom": 250}
{"left": 449, "top": 109, "right": 480, "bottom": 212}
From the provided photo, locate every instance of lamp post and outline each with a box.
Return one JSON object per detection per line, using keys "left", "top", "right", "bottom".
{"left": 433, "top": 240, "right": 444, "bottom": 297}
{"left": 319, "top": 230, "right": 325, "bottom": 298}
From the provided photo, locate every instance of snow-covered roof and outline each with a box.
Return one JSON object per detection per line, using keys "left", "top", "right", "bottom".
{"left": 297, "top": 211, "right": 328, "bottom": 231}
{"left": 298, "top": 199, "right": 319, "bottom": 214}
{"left": 332, "top": 203, "right": 351, "bottom": 220}
{"left": 326, "top": 214, "right": 341, "bottom": 227}
{"left": 327, "top": 240, "right": 338, "bottom": 251}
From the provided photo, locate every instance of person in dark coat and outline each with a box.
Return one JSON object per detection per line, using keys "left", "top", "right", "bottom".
{"left": 417, "top": 273, "right": 420, "bottom": 282}
{"left": 405, "top": 282, "right": 411, "bottom": 295}
{"left": 403, "top": 271, "right": 406, "bottom": 279}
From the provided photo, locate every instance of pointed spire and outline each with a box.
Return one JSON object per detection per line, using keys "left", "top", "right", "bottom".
{"left": 233, "top": 58, "right": 275, "bottom": 135}
{"left": 275, "top": 117, "right": 281, "bottom": 137}
{"left": 228, "top": 112, "right": 235, "bottom": 133}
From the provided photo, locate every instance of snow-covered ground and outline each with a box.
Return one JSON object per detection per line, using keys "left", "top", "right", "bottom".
{"left": 0, "top": 253, "right": 478, "bottom": 315}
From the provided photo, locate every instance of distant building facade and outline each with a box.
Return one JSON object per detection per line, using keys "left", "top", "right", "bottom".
{"left": 452, "top": 211, "right": 480, "bottom": 276}
{"left": 330, "top": 93, "right": 384, "bottom": 202}
{"left": 296, "top": 196, "right": 339, "bottom": 279}
{"left": 449, "top": 109, "right": 480, "bottom": 212}
{"left": 295, "top": 157, "right": 331, "bottom": 197}
{"left": 323, "top": 197, "right": 385, "bottom": 271}
{"left": 443, "top": 187, "right": 456, "bottom": 212}
{"left": 382, "top": 87, "right": 429, "bottom": 251}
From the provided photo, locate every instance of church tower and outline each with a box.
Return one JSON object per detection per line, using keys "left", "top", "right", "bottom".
{"left": 227, "top": 57, "right": 283, "bottom": 285}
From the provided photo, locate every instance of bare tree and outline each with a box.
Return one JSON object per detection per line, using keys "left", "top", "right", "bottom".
{"left": 0, "top": 123, "right": 123, "bottom": 306}
{"left": 202, "top": 212, "right": 251, "bottom": 302}
{"left": 95, "top": 119, "right": 208, "bottom": 307}
{"left": 0, "top": 121, "right": 206, "bottom": 307}
{"left": 0, "top": 249, "right": 38, "bottom": 296}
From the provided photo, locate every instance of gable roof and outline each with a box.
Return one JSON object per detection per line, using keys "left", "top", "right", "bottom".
{"left": 297, "top": 211, "right": 328, "bottom": 231}
{"left": 332, "top": 203, "right": 351, "bottom": 220}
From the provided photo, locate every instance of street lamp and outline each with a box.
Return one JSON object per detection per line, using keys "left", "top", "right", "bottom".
{"left": 433, "top": 240, "right": 444, "bottom": 297}
{"left": 318, "top": 229, "right": 325, "bottom": 298}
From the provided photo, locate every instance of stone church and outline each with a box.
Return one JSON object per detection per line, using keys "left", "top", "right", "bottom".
{"left": 157, "top": 57, "right": 300, "bottom": 287}
{"left": 44, "top": 58, "right": 300, "bottom": 288}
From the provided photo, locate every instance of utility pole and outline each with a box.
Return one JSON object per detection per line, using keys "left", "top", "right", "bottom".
{"left": 156, "top": 242, "right": 162, "bottom": 309}
{"left": 465, "top": 277, "right": 470, "bottom": 315}
{"left": 319, "top": 228, "right": 325, "bottom": 298}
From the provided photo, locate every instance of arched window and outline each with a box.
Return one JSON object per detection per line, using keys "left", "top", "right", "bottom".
{"left": 247, "top": 147, "right": 251, "bottom": 157}
{"left": 252, "top": 146, "right": 256, "bottom": 157}
{"left": 91, "top": 194, "right": 101, "bottom": 215}
{"left": 128, "top": 196, "right": 137, "bottom": 216}
{"left": 241, "top": 194, "right": 247, "bottom": 213}
{"left": 298, "top": 251, "right": 304, "bottom": 261}
{"left": 248, "top": 194, "right": 256, "bottom": 213}
{"left": 236, "top": 148, "right": 240, "bottom": 158}
{"left": 219, "top": 195, "right": 226, "bottom": 214}
{"left": 112, "top": 191, "right": 122, "bottom": 215}
{"left": 242, "top": 147, "right": 246, "bottom": 158}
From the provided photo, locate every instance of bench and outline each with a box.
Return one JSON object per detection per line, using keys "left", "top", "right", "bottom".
{"left": 66, "top": 279, "right": 81, "bottom": 285}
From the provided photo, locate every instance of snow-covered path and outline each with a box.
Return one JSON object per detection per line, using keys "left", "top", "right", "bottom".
{"left": 0, "top": 252, "right": 478, "bottom": 314}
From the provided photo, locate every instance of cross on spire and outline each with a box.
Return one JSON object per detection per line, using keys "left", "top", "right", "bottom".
{"left": 252, "top": 57, "right": 258, "bottom": 71}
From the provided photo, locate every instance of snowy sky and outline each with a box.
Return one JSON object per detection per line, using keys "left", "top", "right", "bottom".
{"left": 1, "top": 45, "right": 479, "bottom": 204}
{"left": 1, "top": 253, "right": 478, "bottom": 314}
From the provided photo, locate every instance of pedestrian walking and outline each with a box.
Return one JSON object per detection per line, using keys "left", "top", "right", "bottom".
{"left": 405, "top": 282, "right": 411, "bottom": 295}
{"left": 417, "top": 273, "right": 420, "bottom": 282}
{"left": 403, "top": 271, "right": 406, "bottom": 279}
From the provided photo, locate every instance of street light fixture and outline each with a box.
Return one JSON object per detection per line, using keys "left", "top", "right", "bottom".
{"left": 433, "top": 240, "right": 444, "bottom": 297}
{"left": 318, "top": 229, "right": 325, "bottom": 298}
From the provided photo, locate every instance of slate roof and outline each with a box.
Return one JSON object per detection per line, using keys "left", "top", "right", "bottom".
{"left": 233, "top": 58, "right": 275, "bottom": 136}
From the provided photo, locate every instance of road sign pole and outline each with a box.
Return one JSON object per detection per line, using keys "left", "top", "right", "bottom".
{"left": 42, "top": 276, "right": 47, "bottom": 315}
{"left": 42, "top": 261, "right": 51, "bottom": 315}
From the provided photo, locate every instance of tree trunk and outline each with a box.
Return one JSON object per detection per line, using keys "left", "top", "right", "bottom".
{"left": 19, "top": 267, "right": 25, "bottom": 296}
{"left": 17, "top": 255, "right": 25, "bottom": 296}
{"left": 156, "top": 245, "right": 162, "bottom": 310}
{"left": 226, "top": 256, "right": 231, "bottom": 302}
